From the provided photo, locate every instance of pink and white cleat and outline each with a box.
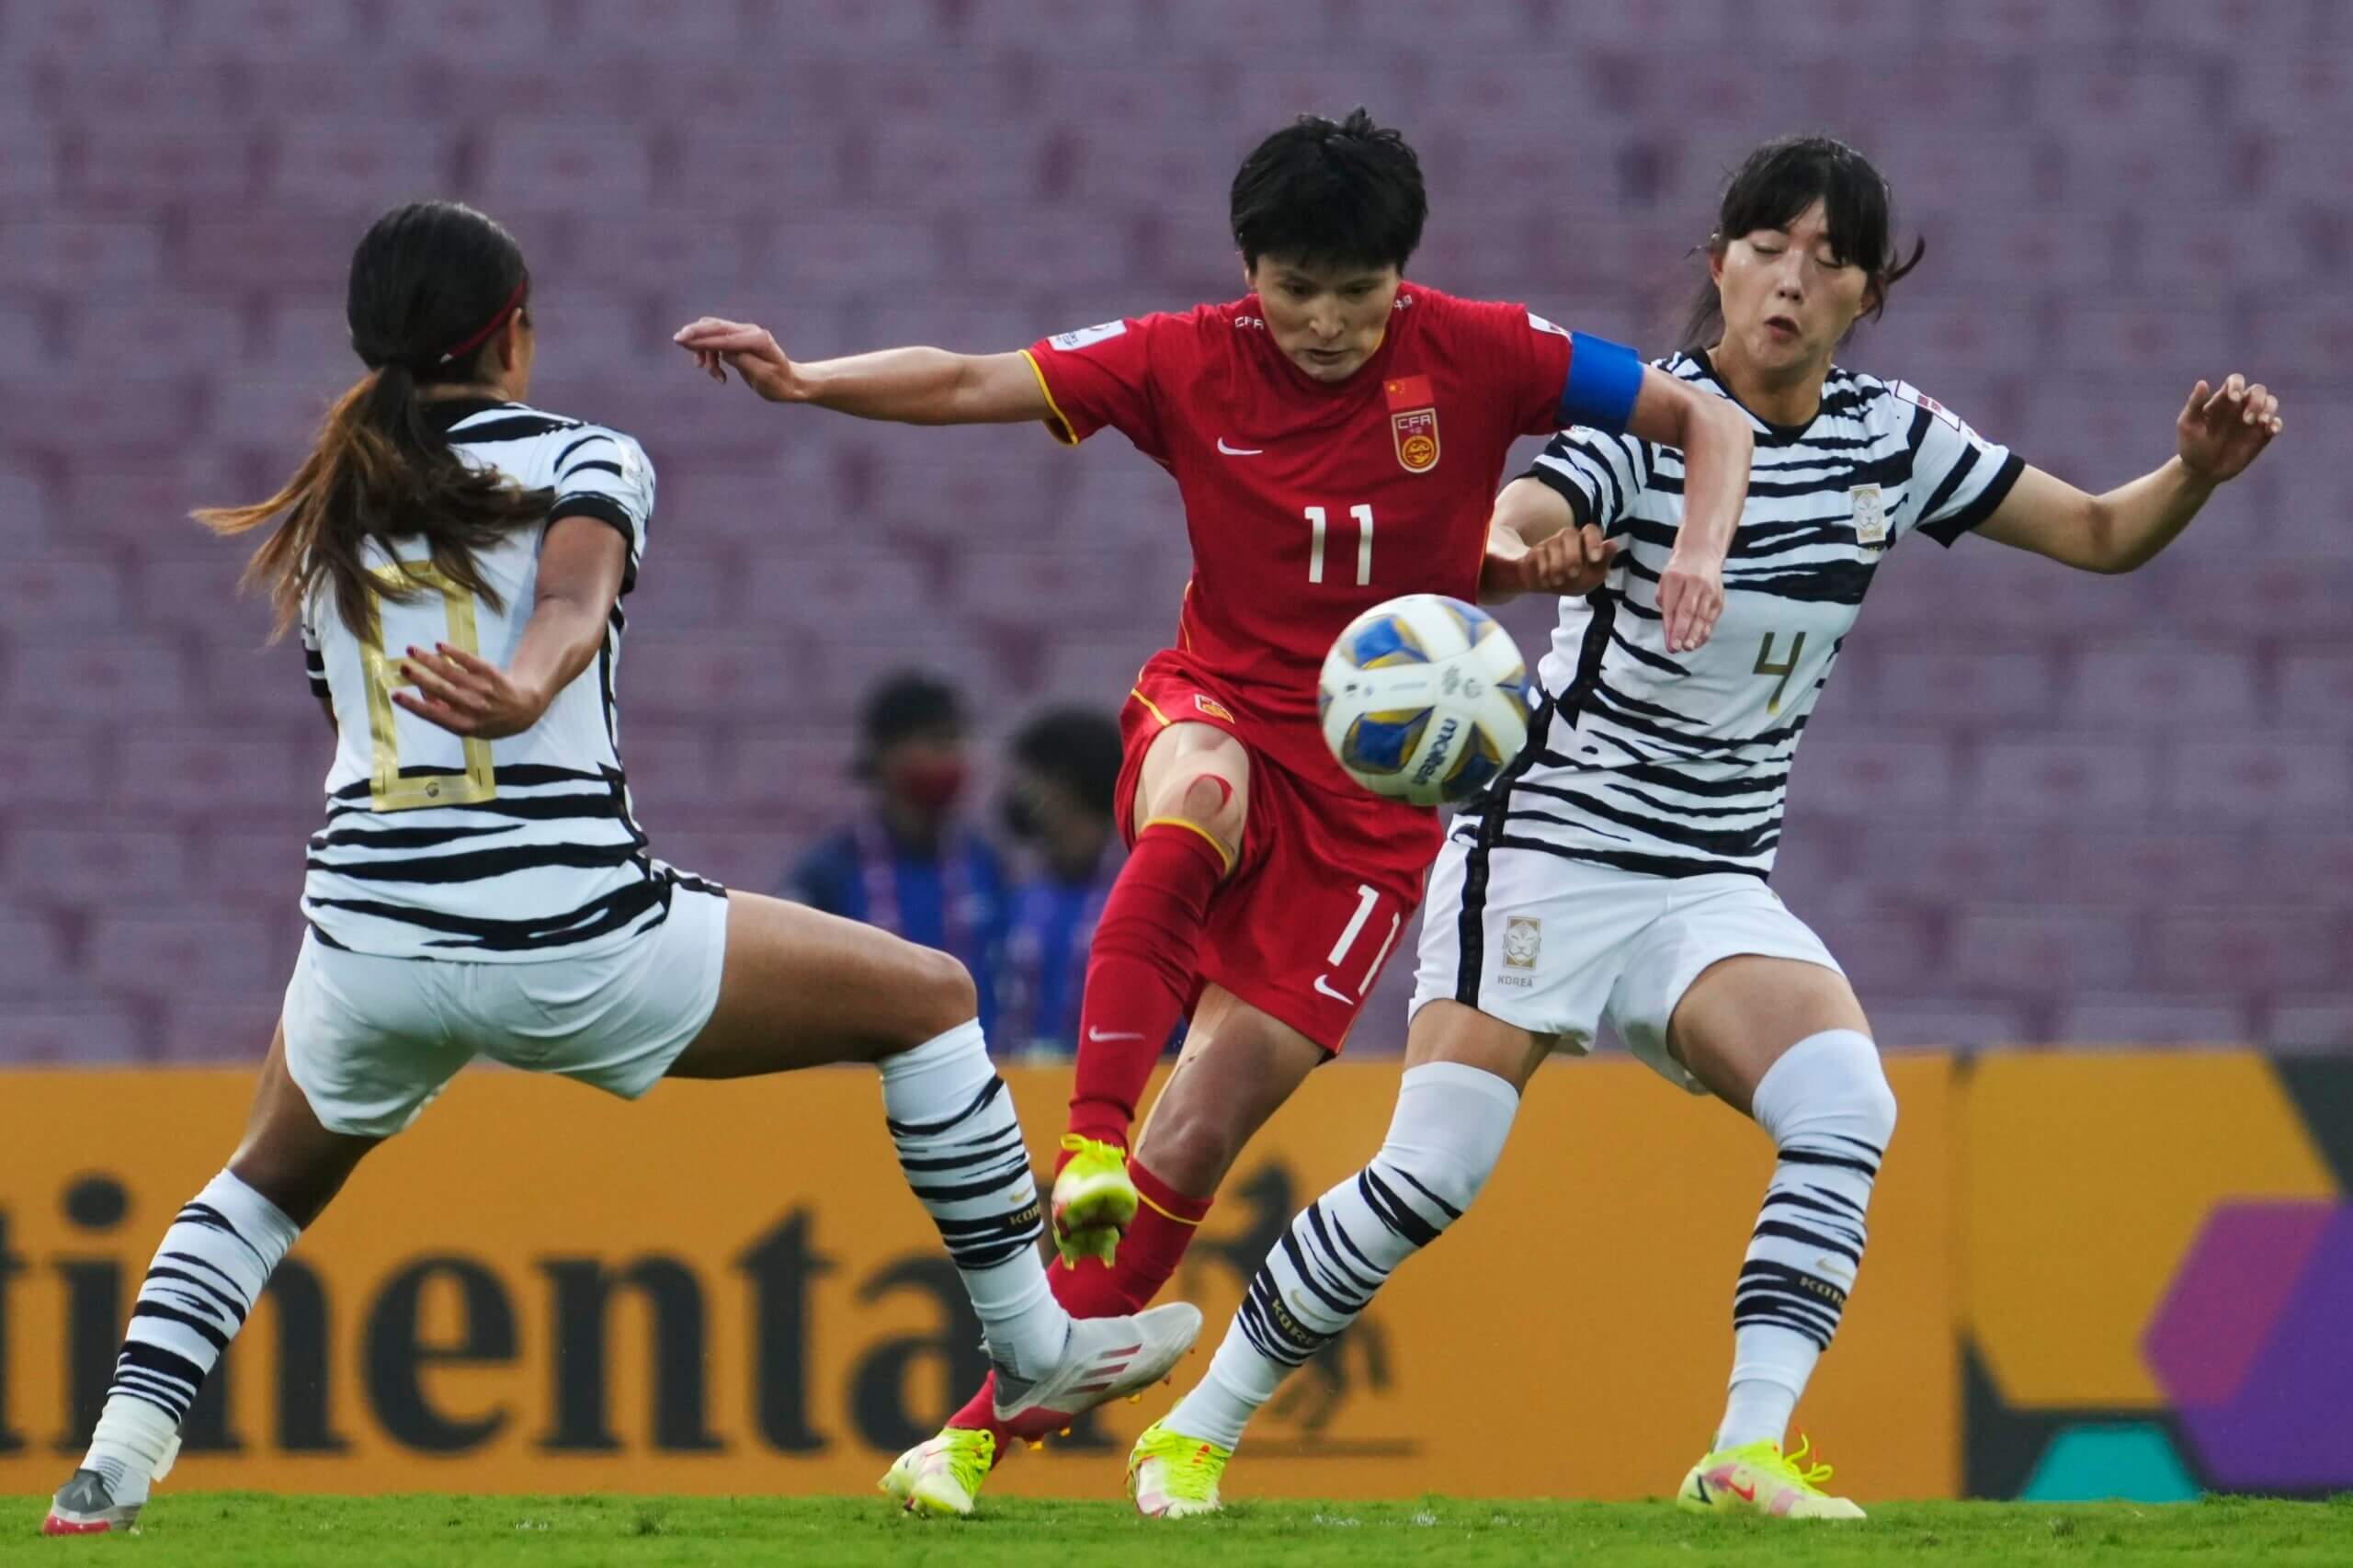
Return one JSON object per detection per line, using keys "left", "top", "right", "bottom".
{"left": 990, "top": 1302, "right": 1201, "bottom": 1443}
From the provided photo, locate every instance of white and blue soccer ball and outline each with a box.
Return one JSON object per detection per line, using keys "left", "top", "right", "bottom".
{"left": 1318, "top": 594, "right": 1532, "bottom": 807}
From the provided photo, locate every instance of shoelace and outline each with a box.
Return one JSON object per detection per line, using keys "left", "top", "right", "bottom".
{"left": 1777, "top": 1433, "right": 1836, "bottom": 1491}
{"left": 1058, "top": 1132, "right": 1128, "bottom": 1165}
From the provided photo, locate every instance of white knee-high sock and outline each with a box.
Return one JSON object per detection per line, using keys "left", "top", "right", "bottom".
{"left": 1717, "top": 1028, "right": 1896, "bottom": 1451}
{"left": 1167, "top": 1062, "right": 1519, "bottom": 1450}
{"left": 879, "top": 1019, "right": 1067, "bottom": 1377}
{"left": 84, "top": 1168, "right": 301, "bottom": 1494}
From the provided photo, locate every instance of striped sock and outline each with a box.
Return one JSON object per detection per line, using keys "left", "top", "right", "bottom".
{"left": 84, "top": 1169, "right": 299, "bottom": 1490}
{"left": 1167, "top": 1063, "right": 1518, "bottom": 1450}
{"left": 1719, "top": 1029, "right": 1895, "bottom": 1450}
{"left": 880, "top": 1019, "right": 1066, "bottom": 1378}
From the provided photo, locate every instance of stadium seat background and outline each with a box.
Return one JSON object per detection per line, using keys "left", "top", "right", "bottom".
{"left": 2, "top": 0, "right": 2343, "bottom": 1062}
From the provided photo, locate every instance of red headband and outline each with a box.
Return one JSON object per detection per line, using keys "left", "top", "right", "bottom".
{"left": 438, "top": 279, "right": 528, "bottom": 365}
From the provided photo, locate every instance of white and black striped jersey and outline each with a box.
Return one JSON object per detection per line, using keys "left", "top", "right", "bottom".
{"left": 1467, "top": 350, "right": 2023, "bottom": 881}
{"left": 300, "top": 399, "right": 718, "bottom": 960}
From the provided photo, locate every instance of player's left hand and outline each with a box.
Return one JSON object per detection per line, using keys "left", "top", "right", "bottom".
{"left": 1496, "top": 523, "right": 1617, "bottom": 597}
{"left": 393, "top": 643, "right": 548, "bottom": 740}
{"left": 2177, "top": 373, "right": 2281, "bottom": 485}
{"left": 1658, "top": 551, "right": 1723, "bottom": 654}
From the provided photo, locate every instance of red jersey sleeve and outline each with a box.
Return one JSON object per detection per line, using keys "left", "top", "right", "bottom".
{"left": 1022, "top": 315, "right": 1175, "bottom": 460}
{"left": 1445, "top": 295, "right": 1578, "bottom": 437}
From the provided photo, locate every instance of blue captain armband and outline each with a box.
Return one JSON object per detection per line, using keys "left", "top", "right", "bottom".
{"left": 1560, "top": 331, "right": 1643, "bottom": 435}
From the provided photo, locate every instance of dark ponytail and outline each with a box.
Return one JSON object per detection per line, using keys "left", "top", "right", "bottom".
{"left": 196, "top": 200, "right": 551, "bottom": 642}
{"left": 1680, "top": 135, "right": 1926, "bottom": 352}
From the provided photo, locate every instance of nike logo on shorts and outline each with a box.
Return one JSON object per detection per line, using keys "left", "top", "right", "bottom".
{"left": 1216, "top": 437, "right": 1263, "bottom": 456}
{"left": 1087, "top": 1028, "right": 1146, "bottom": 1042}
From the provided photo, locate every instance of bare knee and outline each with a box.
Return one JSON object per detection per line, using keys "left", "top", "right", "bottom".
{"left": 846, "top": 941, "right": 975, "bottom": 1062}
{"left": 1134, "top": 1093, "right": 1247, "bottom": 1195}
{"left": 894, "top": 940, "right": 979, "bottom": 1045}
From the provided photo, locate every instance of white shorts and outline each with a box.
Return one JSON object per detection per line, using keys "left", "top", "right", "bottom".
{"left": 1410, "top": 835, "right": 1843, "bottom": 1093}
{"left": 281, "top": 886, "right": 731, "bottom": 1138}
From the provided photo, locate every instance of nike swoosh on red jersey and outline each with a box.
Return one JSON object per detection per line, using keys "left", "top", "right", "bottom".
{"left": 1216, "top": 437, "right": 1263, "bottom": 456}
{"left": 1087, "top": 1028, "right": 1147, "bottom": 1042}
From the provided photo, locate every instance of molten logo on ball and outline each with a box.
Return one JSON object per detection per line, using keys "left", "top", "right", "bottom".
{"left": 1319, "top": 595, "right": 1529, "bottom": 807}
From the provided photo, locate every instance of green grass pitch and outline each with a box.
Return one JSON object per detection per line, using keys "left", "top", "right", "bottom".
{"left": 6, "top": 1494, "right": 2349, "bottom": 1565}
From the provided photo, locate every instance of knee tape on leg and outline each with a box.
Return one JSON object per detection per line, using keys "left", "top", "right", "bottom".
{"left": 1750, "top": 1028, "right": 1895, "bottom": 1151}
{"left": 1176, "top": 771, "right": 1234, "bottom": 817}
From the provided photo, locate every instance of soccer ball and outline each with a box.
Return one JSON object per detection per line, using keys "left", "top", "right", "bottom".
{"left": 1318, "top": 595, "right": 1532, "bottom": 807}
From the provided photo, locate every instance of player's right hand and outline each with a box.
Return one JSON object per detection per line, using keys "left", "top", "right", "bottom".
{"left": 1510, "top": 523, "right": 1617, "bottom": 597}
{"left": 1657, "top": 551, "right": 1724, "bottom": 654}
{"left": 672, "top": 316, "right": 800, "bottom": 402}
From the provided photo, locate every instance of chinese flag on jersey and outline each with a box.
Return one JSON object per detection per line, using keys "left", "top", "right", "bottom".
{"left": 1024, "top": 287, "right": 1578, "bottom": 794}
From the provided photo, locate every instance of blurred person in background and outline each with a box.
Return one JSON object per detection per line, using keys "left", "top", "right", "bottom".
{"left": 42, "top": 201, "right": 1199, "bottom": 1539}
{"left": 995, "top": 709, "right": 1127, "bottom": 1059}
{"left": 785, "top": 670, "right": 1009, "bottom": 1034}
{"left": 1139, "top": 134, "right": 2283, "bottom": 1523}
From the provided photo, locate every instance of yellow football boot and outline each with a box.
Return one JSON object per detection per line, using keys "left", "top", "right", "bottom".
{"left": 879, "top": 1426, "right": 995, "bottom": 1517}
{"left": 1051, "top": 1134, "right": 1138, "bottom": 1267}
{"left": 1128, "top": 1418, "right": 1232, "bottom": 1518}
{"left": 1678, "top": 1434, "right": 1865, "bottom": 1519}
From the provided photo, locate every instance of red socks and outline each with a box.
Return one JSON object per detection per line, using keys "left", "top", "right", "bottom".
{"left": 949, "top": 806, "right": 1229, "bottom": 1450}
{"left": 945, "top": 1372, "right": 1007, "bottom": 1443}
{"left": 1048, "top": 1159, "right": 1212, "bottom": 1317}
{"left": 946, "top": 1158, "right": 1215, "bottom": 1447}
{"left": 1066, "top": 818, "right": 1229, "bottom": 1148}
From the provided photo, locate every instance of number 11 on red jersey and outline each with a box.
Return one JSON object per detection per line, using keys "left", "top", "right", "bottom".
{"left": 1313, "top": 881, "right": 1402, "bottom": 1003}
{"left": 1304, "top": 504, "right": 1375, "bottom": 585}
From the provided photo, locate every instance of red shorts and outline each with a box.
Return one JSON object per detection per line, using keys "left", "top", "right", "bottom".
{"left": 1116, "top": 651, "right": 1441, "bottom": 1053}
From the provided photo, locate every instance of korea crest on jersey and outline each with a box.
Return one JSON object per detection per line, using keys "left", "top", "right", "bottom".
{"left": 1384, "top": 373, "right": 1439, "bottom": 472}
{"left": 1849, "top": 483, "right": 1889, "bottom": 559}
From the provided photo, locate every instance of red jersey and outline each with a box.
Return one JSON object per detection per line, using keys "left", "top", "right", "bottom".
{"left": 1024, "top": 284, "right": 1578, "bottom": 793}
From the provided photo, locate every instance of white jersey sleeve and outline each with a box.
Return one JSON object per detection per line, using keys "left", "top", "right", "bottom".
{"left": 301, "top": 619, "right": 329, "bottom": 702}
{"left": 1525, "top": 425, "right": 1651, "bottom": 532}
{"left": 544, "top": 426, "right": 656, "bottom": 588}
{"left": 1888, "top": 381, "right": 2025, "bottom": 547}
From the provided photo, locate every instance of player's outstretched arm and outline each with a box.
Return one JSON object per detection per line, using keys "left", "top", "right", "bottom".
{"left": 672, "top": 316, "right": 1050, "bottom": 426}
{"left": 1625, "top": 367, "right": 1753, "bottom": 653}
{"left": 1479, "top": 477, "right": 1616, "bottom": 605}
{"left": 1975, "top": 374, "right": 2282, "bottom": 574}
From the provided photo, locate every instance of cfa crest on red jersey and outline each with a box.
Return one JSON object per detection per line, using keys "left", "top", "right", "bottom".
{"left": 1384, "top": 373, "right": 1439, "bottom": 473}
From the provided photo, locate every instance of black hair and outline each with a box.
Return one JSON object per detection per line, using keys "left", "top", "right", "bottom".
{"left": 858, "top": 670, "right": 965, "bottom": 773}
{"left": 1231, "top": 108, "right": 1427, "bottom": 274}
{"left": 1009, "top": 709, "right": 1124, "bottom": 818}
{"left": 1681, "top": 134, "right": 1925, "bottom": 350}
{"left": 197, "top": 200, "right": 546, "bottom": 641}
